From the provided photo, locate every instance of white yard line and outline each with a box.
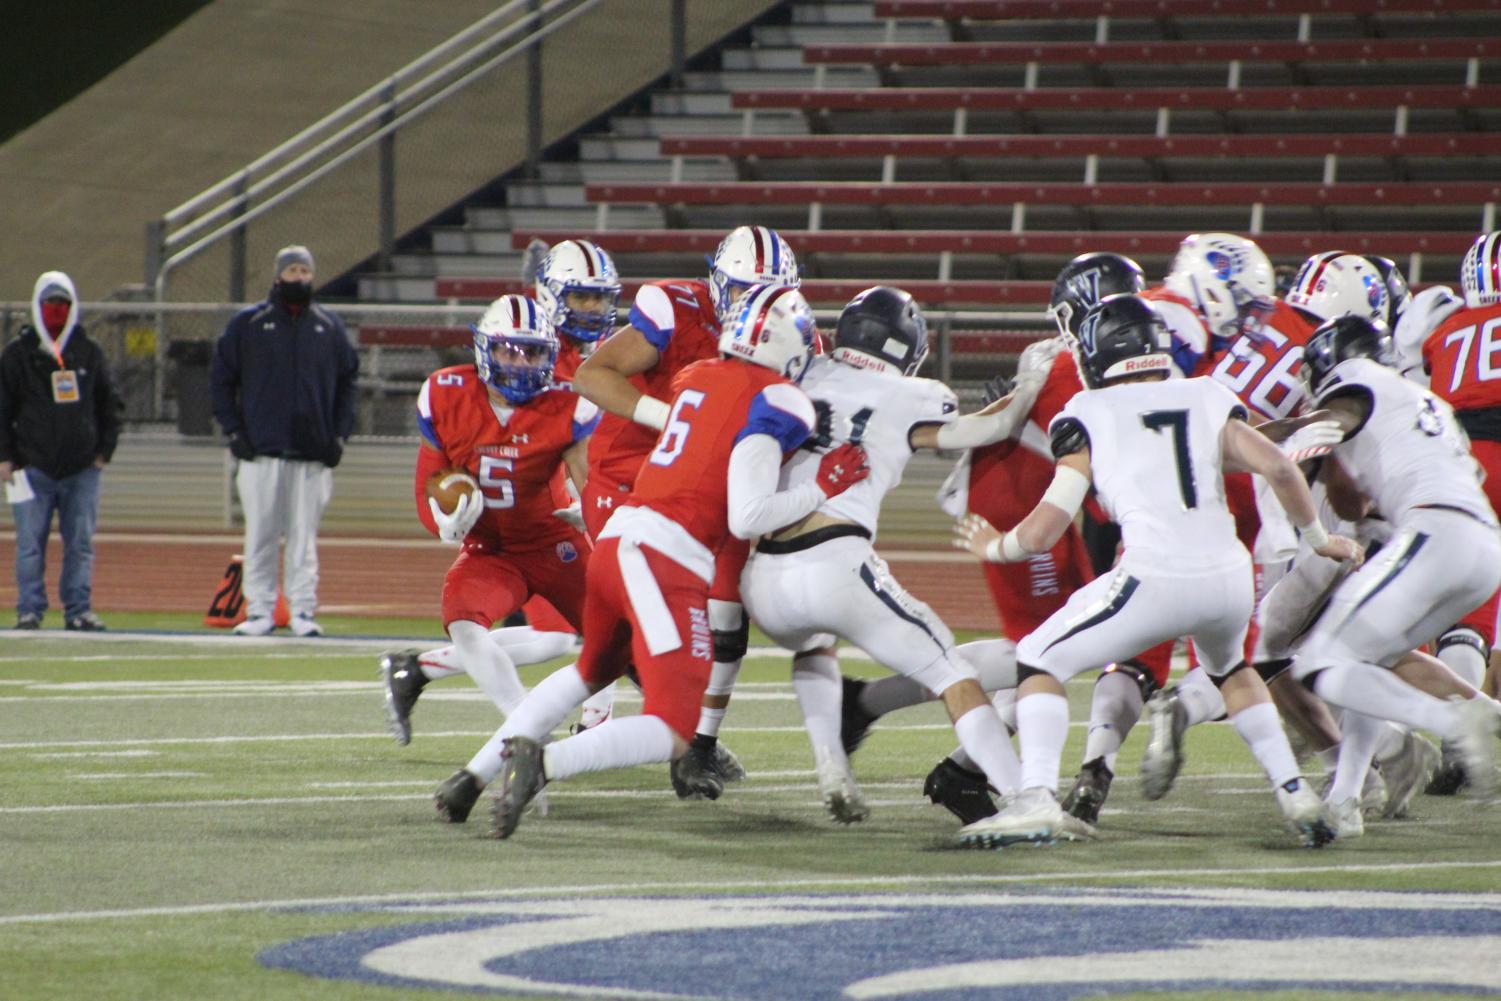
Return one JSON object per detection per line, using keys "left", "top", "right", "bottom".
{"left": 3, "top": 862, "right": 1498, "bottom": 927}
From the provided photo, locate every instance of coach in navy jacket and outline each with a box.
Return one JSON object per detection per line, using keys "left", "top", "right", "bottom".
{"left": 210, "top": 246, "right": 358, "bottom": 638}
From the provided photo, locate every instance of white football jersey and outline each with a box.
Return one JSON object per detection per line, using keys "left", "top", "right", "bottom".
{"left": 1053, "top": 376, "right": 1248, "bottom": 573}
{"left": 779, "top": 356, "right": 957, "bottom": 537}
{"left": 1315, "top": 357, "right": 1497, "bottom": 527}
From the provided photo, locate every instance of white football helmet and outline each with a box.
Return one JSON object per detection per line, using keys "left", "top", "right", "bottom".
{"left": 708, "top": 226, "right": 800, "bottom": 320}
{"left": 718, "top": 283, "right": 817, "bottom": 384}
{"left": 533, "top": 239, "right": 621, "bottom": 345}
{"left": 1163, "top": 233, "right": 1276, "bottom": 340}
{"left": 471, "top": 294, "right": 558, "bottom": 404}
{"left": 1461, "top": 231, "right": 1501, "bottom": 309}
{"left": 1285, "top": 251, "right": 1388, "bottom": 325}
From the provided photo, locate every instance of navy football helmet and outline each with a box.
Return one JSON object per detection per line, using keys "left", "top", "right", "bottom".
{"left": 1075, "top": 294, "right": 1175, "bottom": 389}
{"left": 1048, "top": 252, "right": 1147, "bottom": 340}
{"left": 1302, "top": 314, "right": 1395, "bottom": 396}
{"left": 831, "top": 285, "right": 929, "bottom": 375}
{"left": 1366, "top": 255, "right": 1412, "bottom": 329}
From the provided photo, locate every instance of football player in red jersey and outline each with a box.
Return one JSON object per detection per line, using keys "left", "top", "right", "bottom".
{"left": 440, "top": 285, "right": 869, "bottom": 838}
{"left": 382, "top": 296, "right": 598, "bottom": 749}
{"left": 571, "top": 225, "right": 803, "bottom": 795}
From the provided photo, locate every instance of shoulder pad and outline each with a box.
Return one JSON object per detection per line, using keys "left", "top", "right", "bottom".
{"left": 1050, "top": 416, "right": 1090, "bottom": 459}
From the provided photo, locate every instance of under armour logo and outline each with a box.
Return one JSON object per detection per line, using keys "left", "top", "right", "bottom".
{"left": 512, "top": 434, "right": 529, "bottom": 444}
{"left": 263, "top": 323, "right": 275, "bottom": 330}
{"left": 826, "top": 464, "right": 845, "bottom": 481}
{"left": 597, "top": 496, "right": 613, "bottom": 508}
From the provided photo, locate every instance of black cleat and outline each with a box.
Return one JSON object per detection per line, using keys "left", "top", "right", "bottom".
{"left": 380, "top": 650, "right": 429, "bottom": 747}
{"left": 1062, "top": 756, "right": 1114, "bottom": 826}
{"left": 434, "top": 768, "right": 482, "bottom": 824}
{"left": 490, "top": 737, "right": 547, "bottom": 839}
{"left": 840, "top": 677, "right": 879, "bottom": 757}
{"left": 922, "top": 757, "right": 998, "bottom": 826}
{"left": 670, "top": 738, "right": 738, "bottom": 801}
{"left": 1424, "top": 740, "right": 1468, "bottom": 796}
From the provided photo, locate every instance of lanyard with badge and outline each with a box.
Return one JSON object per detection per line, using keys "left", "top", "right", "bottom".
{"left": 50, "top": 348, "right": 80, "bottom": 404}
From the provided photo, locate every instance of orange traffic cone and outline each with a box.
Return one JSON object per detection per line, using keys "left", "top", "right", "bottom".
{"left": 205, "top": 555, "right": 291, "bottom": 629}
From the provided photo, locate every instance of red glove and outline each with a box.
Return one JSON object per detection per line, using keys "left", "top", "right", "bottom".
{"left": 816, "top": 443, "right": 870, "bottom": 498}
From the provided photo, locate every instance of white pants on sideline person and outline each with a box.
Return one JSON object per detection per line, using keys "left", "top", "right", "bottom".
{"left": 235, "top": 456, "right": 333, "bottom": 619}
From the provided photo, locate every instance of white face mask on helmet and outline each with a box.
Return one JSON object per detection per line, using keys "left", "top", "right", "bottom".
{"left": 1285, "top": 252, "right": 1389, "bottom": 325}
{"left": 1163, "top": 232, "right": 1277, "bottom": 340}
{"left": 717, "top": 283, "right": 817, "bottom": 384}
{"left": 1461, "top": 231, "right": 1501, "bottom": 309}
{"left": 471, "top": 295, "right": 559, "bottom": 404}
{"left": 533, "top": 239, "right": 621, "bottom": 346}
{"left": 708, "top": 226, "right": 800, "bottom": 321}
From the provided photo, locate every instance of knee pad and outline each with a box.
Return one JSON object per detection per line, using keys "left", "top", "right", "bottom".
{"left": 712, "top": 617, "right": 750, "bottom": 664}
{"left": 1255, "top": 658, "right": 1294, "bottom": 684}
{"left": 1101, "top": 660, "right": 1158, "bottom": 701}
{"left": 1208, "top": 660, "right": 1252, "bottom": 689}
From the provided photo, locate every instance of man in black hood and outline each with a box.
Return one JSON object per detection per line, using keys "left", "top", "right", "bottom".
{"left": 0, "top": 271, "right": 123, "bottom": 630}
{"left": 210, "top": 245, "right": 358, "bottom": 637}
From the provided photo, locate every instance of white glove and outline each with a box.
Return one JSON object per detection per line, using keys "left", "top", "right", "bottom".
{"left": 430, "top": 492, "right": 482, "bottom": 545}
{"left": 1017, "top": 336, "right": 1067, "bottom": 378}
{"left": 552, "top": 503, "right": 586, "bottom": 532}
{"left": 1281, "top": 420, "right": 1344, "bottom": 463}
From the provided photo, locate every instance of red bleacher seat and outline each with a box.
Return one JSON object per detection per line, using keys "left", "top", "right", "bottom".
{"left": 729, "top": 84, "right": 1501, "bottom": 114}
{"left": 873, "top": 0, "right": 1499, "bottom": 19}
{"left": 803, "top": 37, "right": 1498, "bottom": 66}
{"left": 432, "top": 277, "right": 1054, "bottom": 307}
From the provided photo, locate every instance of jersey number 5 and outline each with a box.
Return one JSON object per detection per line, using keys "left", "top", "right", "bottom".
{"left": 477, "top": 456, "right": 516, "bottom": 509}
{"left": 649, "top": 390, "right": 707, "bottom": 468}
{"left": 1141, "top": 409, "right": 1198, "bottom": 509}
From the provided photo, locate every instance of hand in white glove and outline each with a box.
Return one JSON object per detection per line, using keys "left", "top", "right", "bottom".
{"left": 1281, "top": 420, "right": 1344, "bottom": 463}
{"left": 430, "top": 492, "right": 482, "bottom": 545}
{"left": 1017, "top": 336, "right": 1067, "bottom": 378}
{"left": 552, "top": 503, "right": 586, "bottom": 532}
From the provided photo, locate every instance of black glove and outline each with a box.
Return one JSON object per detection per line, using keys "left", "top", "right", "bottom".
{"left": 323, "top": 440, "right": 344, "bottom": 469}
{"left": 228, "top": 433, "right": 255, "bottom": 461}
{"left": 981, "top": 374, "right": 1015, "bottom": 407}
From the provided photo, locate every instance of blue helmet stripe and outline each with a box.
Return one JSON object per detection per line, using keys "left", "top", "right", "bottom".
{"left": 767, "top": 228, "right": 780, "bottom": 275}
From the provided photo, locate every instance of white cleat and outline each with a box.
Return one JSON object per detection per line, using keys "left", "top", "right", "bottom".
{"left": 1360, "top": 765, "right": 1390, "bottom": 817}
{"left": 1449, "top": 696, "right": 1500, "bottom": 800}
{"left": 1139, "top": 688, "right": 1188, "bottom": 801}
{"left": 1328, "top": 796, "right": 1365, "bottom": 840}
{"left": 815, "top": 747, "right": 868, "bottom": 824}
{"left": 1377, "top": 730, "right": 1439, "bottom": 819}
{"left": 232, "top": 616, "right": 275, "bottom": 636}
{"left": 1276, "top": 777, "right": 1336, "bottom": 848}
{"left": 957, "top": 787, "right": 1096, "bottom": 849}
{"left": 289, "top": 614, "right": 324, "bottom": 638}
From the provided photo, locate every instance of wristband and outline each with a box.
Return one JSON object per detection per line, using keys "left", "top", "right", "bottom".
{"left": 632, "top": 395, "right": 671, "bottom": 431}
{"left": 1001, "top": 529, "right": 1029, "bottom": 563}
{"left": 1299, "top": 519, "right": 1330, "bottom": 551}
{"left": 984, "top": 537, "right": 1004, "bottom": 562}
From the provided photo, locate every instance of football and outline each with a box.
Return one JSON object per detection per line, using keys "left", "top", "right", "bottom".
{"left": 425, "top": 468, "right": 481, "bottom": 515}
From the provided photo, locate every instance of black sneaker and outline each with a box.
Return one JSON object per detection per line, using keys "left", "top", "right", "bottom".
{"left": 1062, "top": 756, "right": 1114, "bottom": 825}
{"left": 380, "top": 651, "right": 429, "bottom": 747}
{"left": 841, "top": 677, "right": 879, "bottom": 757}
{"left": 490, "top": 737, "right": 547, "bottom": 839}
{"left": 434, "top": 769, "right": 482, "bottom": 823}
{"left": 64, "top": 611, "right": 106, "bottom": 632}
{"left": 15, "top": 612, "right": 41, "bottom": 630}
{"left": 923, "top": 757, "right": 998, "bottom": 826}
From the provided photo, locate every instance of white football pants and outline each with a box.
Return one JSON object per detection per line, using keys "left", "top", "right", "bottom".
{"left": 235, "top": 457, "right": 333, "bottom": 619}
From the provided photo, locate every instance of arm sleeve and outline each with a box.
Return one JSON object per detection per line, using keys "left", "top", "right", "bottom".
{"left": 209, "top": 315, "right": 243, "bottom": 437}
{"left": 726, "top": 434, "right": 826, "bottom": 540}
{"left": 573, "top": 396, "right": 601, "bottom": 441}
{"left": 626, "top": 284, "right": 677, "bottom": 353}
{"left": 332, "top": 318, "right": 359, "bottom": 441}
{"left": 413, "top": 443, "right": 446, "bottom": 537}
{"left": 92, "top": 340, "right": 124, "bottom": 461}
{"left": 415, "top": 379, "right": 442, "bottom": 450}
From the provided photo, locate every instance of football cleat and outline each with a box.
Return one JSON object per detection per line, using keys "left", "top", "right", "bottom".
{"left": 490, "top": 737, "right": 547, "bottom": 839}
{"left": 923, "top": 757, "right": 998, "bottom": 826}
{"left": 958, "top": 787, "right": 1095, "bottom": 849}
{"left": 815, "top": 749, "right": 869, "bottom": 825}
{"left": 1377, "top": 730, "right": 1440, "bottom": 819}
{"left": 1062, "top": 756, "right": 1115, "bottom": 826}
{"left": 1275, "top": 777, "right": 1336, "bottom": 848}
{"left": 1139, "top": 687, "right": 1188, "bottom": 800}
{"left": 840, "top": 677, "right": 879, "bottom": 757}
{"left": 1449, "top": 696, "right": 1500, "bottom": 800}
{"left": 434, "top": 768, "right": 482, "bottom": 824}
{"left": 380, "top": 650, "right": 429, "bottom": 747}
{"left": 669, "top": 740, "right": 737, "bottom": 801}
{"left": 1424, "top": 739, "right": 1469, "bottom": 796}
{"left": 1327, "top": 796, "right": 1365, "bottom": 840}
{"left": 1316, "top": 763, "right": 1388, "bottom": 816}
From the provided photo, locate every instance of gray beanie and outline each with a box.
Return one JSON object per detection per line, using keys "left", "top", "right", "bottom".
{"left": 274, "top": 245, "right": 315, "bottom": 276}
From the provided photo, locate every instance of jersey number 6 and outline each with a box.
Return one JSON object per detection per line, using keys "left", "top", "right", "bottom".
{"left": 649, "top": 389, "right": 707, "bottom": 468}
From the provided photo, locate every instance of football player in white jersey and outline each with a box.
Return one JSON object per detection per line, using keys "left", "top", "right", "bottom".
{"left": 740, "top": 286, "right": 1045, "bottom": 828}
{"left": 1290, "top": 314, "right": 1501, "bottom": 812}
{"left": 954, "top": 294, "right": 1361, "bottom": 848}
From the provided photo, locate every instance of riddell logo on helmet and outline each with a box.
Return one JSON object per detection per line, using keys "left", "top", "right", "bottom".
{"left": 1124, "top": 357, "right": 1167, "bottom": 372}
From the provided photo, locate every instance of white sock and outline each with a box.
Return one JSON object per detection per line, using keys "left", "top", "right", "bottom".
{"left": 1083, "top": 669, "right": 1144, "bottom": 771}
{"left": 543, "top": 714, "right": 676, "bottom": 782}
{"left": 1312, "top": 662, "right": 1460, "bottom": 736}
{"left": 578, "top": 681, "right": 616, "bottom": 728}
{"left": 949, "top": 746, "right": 977, "bottom": 771}
{"left": 449, "top": 619, "right": 527, "bottom": 717}
{"left": 1316, "top": 745, "right": 1340, "bottom": 771}
{"left": 1016, "top": 691, "right": 1070, "bottom": 793}
{"left": 417, "top": 650, "right": 464, "bottom": 681}
{"left": 792, "top": 652, "right": 846, "bottom": 769}
{"left": 990, "top": 688, "right": 1018, "bottom": 732}
{"left": 956, "top": 638, "right": 1019, "bottom": 692}
{"left": 952, "top": 702, "right": 1021, "bottom": 797}
{"left": 1230, "top": 700, "right": 1301, "bottom": 789}
{"left": 1372, "top": 720, "right": 1407, "bottom": 762}
{"left": 696, "top": 657, "right": 742, "bottom": 739}
{"left": 857, "top": 673, "right": 932, "bottom": 717}
{"left": 1438, "top": 631, "right": 1487, "bottom": 689}
{"left": 1178, "top": 666, "right": 1227, "bottom": 726}
{"left": 488, "top": 625, "right": 576, "bottom": 666}
{"left": 1327, "top": 710, "right": 1383, "bottom": 804}
{"left": 465, "top": 664, "right": 590, "bottom": 784}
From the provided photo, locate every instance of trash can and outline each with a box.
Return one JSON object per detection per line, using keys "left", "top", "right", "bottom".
{"left": 168, "top": 339, "right": 215, "bottom": 437}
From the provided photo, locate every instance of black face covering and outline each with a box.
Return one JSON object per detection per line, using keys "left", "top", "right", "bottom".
{"left": 277, "top": 280, "right": 313, "bottom": 307}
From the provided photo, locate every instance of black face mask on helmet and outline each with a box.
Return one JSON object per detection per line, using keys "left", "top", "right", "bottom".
{"left": 277, "top": 280, "right": 313, "bottom": 307}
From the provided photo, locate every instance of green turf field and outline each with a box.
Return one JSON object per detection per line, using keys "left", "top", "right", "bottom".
{"left": 2, "top": 624, "right": 1498, "bottom": 1000}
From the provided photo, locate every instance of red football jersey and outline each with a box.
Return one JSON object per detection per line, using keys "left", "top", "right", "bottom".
{"left": 628, "top": 358, "right": 812, "bottom": 555}
{"left": 587, "top": 279, "right": 722, "bottom": 489}
{"left": 553, "top": 337, "right": 587, "bottom": 382}
{"left": 1423, "top": 302, "right": 1501, "bottom": 412}
{"left": 1205, "top": 301, "right": 1316, "bottom": 421}
{"left": 417, "top": 365, "right": 599, "bottom": 553}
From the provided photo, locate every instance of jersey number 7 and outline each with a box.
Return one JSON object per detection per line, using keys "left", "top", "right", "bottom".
{"left": 1141, "top": 409, "right": 1198, "bottom": 509}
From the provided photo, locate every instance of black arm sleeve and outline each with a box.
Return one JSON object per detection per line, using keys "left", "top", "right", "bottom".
{"left": 1050, "top": 417, "right": 1090, "bottom": 460}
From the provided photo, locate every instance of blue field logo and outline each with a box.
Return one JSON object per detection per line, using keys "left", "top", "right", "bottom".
{"left": 260, "top": 888, "right": 1501, "bottom": 998}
